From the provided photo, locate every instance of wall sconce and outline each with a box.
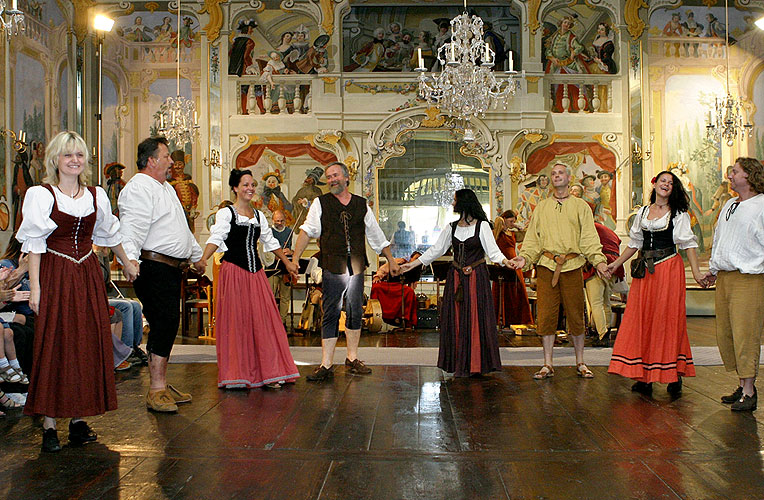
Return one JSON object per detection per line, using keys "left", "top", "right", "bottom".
{"left": 1, "top": 128, "right": 27, "bottom": 153}
{"left": 203, "top": 149, "right": 221, "bottom": 169}
{"left": 632, "top": 141, "right": 651, "bottom": 163}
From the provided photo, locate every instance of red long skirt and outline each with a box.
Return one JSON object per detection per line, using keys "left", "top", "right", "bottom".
{"left": 215, "top": 261, "right": 299, "bottom": 388}
{"left": 608, "top": 255, "right": 695, "bottom": 383}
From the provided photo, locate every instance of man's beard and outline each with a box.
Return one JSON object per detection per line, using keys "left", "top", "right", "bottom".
{"left": 329, "top": 184, "right": 344, "bottom": 195}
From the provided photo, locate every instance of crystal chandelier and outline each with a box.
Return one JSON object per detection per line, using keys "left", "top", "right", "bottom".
{"left": 434, "top": 173, "right": 465, "bottom": 207}
{"left": 706, "top": 0, "right": 753, "bottom": 146}
{"left": 415, "top": 1, "right": 522, "bottom": 139}
{"left": 158, "top": 0, "right": 199, "bottom": 146}
{"left": 0, "top": 0, "right": 25, "bottom": 38}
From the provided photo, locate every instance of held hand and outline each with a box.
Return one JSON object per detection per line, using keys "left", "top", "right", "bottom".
{"left": 193, "top": 259, "right": 206, "bottom": 274}
{"left": 29, "top": 288, "right": 40, "bottom": 315}
{"left": 607, "top": 261, "right": 619, "bottom": 274}
{"left": 398, "top": 262, "right": 415, "bottom": 274}
{"left": 507, "top": 256, "right": 525, "bottom": 270}
{"left": 0, "top": 267, "right": 12, "bottom": 282}
{"left": 284, "top": 260, "right": 299, "bottom": 277}
{"left": 122, "top": 261, "right": 140, "bottom": 282}
{"left": 389, "top": 260, "right": 402, "bottom": 277}
{"left": 693, "top": 271, "right": 707, "bottom": 288}
{"left": 701, "top": 272, "right": 717, "bottom": 287}
{"left": 596, "top": 262, "right": 611, "bottom": 280}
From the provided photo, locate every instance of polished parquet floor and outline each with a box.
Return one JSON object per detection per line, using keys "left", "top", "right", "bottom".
{"left": 2, "top": 317, "right": 763, "bottom": 500}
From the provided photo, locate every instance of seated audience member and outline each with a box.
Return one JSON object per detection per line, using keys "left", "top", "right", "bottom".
{"left": 109, "top": 307, "right": 133, "bottom": 371}
{"left": 371, "top": 251, "right": 422, "bottom": 326}
{"left": 0, "top": 267, "right": 31, "bottom": 385}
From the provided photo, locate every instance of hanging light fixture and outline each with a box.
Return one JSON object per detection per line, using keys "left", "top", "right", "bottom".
{"left": 415, "top": 0, "right": 523, "bottom": 141}
{"left": 158, "top": 0, "right": 199, "bottom": 146}
{"left": 706, "top": 0, "right": 753, "bottom": 146}
{"left": 0, "top": 0, "right": 25, "bottom": 38}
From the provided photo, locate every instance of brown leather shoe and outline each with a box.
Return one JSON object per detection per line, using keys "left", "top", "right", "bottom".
{"left": 345, "top": 358, "right": 372, "bottom": 375}
{"left": 146, "top": 389, "right": 178, "bottom": 412}
{"left": 167, "top": 385, "right": 192, "bottom": 404}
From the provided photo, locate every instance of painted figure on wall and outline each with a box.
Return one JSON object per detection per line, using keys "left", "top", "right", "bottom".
{"left": 28, "top": 141, "right": 45, "bottom": 186}
{"left": 104, "top": 162, "right": 126, "bottom": 216}
{"left": 293, "top": 34, "right": 330, "bottom": 74}
{"left": 345, "top": 27, "right": 387, "bottom": 71}
{"left": 545, "top": 16, "right": 589, "bottom": 112}
{"left": 262, "top": 170, "right": 294, "bottom": 225}
{"left": 125, "top": 16, "right": 154, "bottom": 42}
{"left": 12, "top": 148, "right": 33, "bottom": 231}
{"left": 590, "top": 22, "right": 616, "bottom": 74}
{"left": 483, "top": 21, "right": 507, "bottom": 70}
{"left": 580, "top": 174, "right": 600, "bottom": 213}
{"left": 169, "top": 150, "right": 200, "bottom": 232}
{"left": 291, "top": 166, "right": 325, "bottom": 230}
{"left": 411, "top": 30, "right": 435, "bottom": 70}
{"left": 596, "top": 170, "right": 616, "bottom": 229}
{"left": 432, "top": 19, "right": 451, "bottom": 70}
{"left": 154, "top": 16, "right": 173, "bottom": 41}
{"left": 229, "top": 19, "right": 258, "bottom": 76}
{"left": 516, "top": 174, "right": 550, "bottom": 228}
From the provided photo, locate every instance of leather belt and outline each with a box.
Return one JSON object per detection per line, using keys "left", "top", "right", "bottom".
{"left": 140, "top": 250, "right": 190, "bottom": 270}
{"left": 452, "top": 258, "right": 485, "bottom": 274}
{"left": 639, "top": 246, "right": 676, "bottom": 274}
{"left": 542, "top": 251, "right": 579, "bottom": 287}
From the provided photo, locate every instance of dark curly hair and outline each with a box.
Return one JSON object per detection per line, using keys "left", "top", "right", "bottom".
{"left": 453, "top": 188, "right": 491, "bottom": 227}
{"left": 735, "top": 157, "right": 764, "bottom": 194}
{"left": 229, "top": 168, "right": 254, "bottom": 189}
{"left": 649, "top": 170, "right": 689, "bottom": 219}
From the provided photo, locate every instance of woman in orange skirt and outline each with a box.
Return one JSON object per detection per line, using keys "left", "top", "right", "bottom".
{"left": 201, "top": 169, "right": 299, "bottom": 389}
{"left": 607, "top": 171, "right": 705, "bottom": 396}
{"left": 492, "top": 210, "right": 532, "bottom": 326}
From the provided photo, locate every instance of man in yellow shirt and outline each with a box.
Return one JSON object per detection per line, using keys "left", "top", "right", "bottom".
{"left": 509, "top": 163, "right": 610, "bottom": 380}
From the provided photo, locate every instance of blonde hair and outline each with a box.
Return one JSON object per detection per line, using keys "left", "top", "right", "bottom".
{"left": 43, "top": 131, "right": 91, "bottom": 185}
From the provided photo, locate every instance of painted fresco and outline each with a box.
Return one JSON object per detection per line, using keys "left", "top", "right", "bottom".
{"left": 19, "top": 0, "right": 65, "bottom": 26}
{"left": 342, "top": 6, "right": 519, "bottom": 72}
{"left": 103, "top": 76, "right": 119, "bottom": 167}
{"left": 517, "top": 143, "right": 616, "bottom": 230}
{"left": 754, "top": 70, "right": 764, "bottom": 160}
{"left": 115, "top": 11, "right": 199, "bottom": 46}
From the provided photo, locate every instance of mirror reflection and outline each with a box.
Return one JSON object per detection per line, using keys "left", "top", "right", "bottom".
{"left": 377, "top": 133, "right": 491, "bottom": 259}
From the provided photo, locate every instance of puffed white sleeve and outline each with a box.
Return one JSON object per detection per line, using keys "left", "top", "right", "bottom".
{"left": 673, "top": 211, "right": 699, "bottom": 250}
{"left": 364, "top": 206, "right": 391, "bottom": 254}
{"left": 418, "top": 225, "right": 452, "bottom": 266}
{"left": 206, "top": 206, "right": 232, "bottom": 252}
{"left": 16, "top": 186, "right": 57, "bottom": 254}
{"left": 299, "top": 199, "right": 322, "bottom": 238}
{"left": 257, "top": 210, "right": 282, "bottom": 253}
{"left": 479, "top": 221, "right": 506, "bottom": 264}
{"left": 93, "top": 187, "right": 122, "bottom": 247}
{"left": 627, "top": 207, "right": 645, "bottom": 250}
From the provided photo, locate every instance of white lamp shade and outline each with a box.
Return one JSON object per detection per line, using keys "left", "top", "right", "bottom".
{"left": 94, "top": 14, "right": 115, "bottom": 32}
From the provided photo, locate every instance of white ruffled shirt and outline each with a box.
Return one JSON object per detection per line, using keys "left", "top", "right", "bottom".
{"left": 16, "top": 185, "right": 122, "bottom": 254}
{"left": 206, "top": 206, "right": 281, "bottom": 253}
{"left": 709, "top": 194, "right": 764, "bottom": 275}
{"left": 418, "top": 221, "right": 506, "bottom": 267}
{"left": 627, "top": 209, "right": 698, "bottom": 250}
{"left": 118, "top": 173, "right": 203, "bottom": 262}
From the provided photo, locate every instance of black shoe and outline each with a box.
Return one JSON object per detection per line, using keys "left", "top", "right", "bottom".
{"left": 667, "top": 377, "right": 683, "bottom": 396}
{"left": 68, "top": 420, "right": 97, "bottom": 445}
{"left": 721, "top": 386, "right": 744, "bottom": 404}
{"left": 731, "top": 388, "right": 757, "bottom": 411}
{"left": 631, "top": 381, "right": 653, "bottom": 395}
{"left": 591, "top": 333, "right": 610, "bottom": 347}
{"left": 131, "top": 347, "right": 149, "bottom": 366}
{"left": 345, "top": 358, "right": 372, "bottom": 375}
{"left": 42, "top": 428, "right": 61, "bottom": 453}
{"left": 306, "top": 365, "right": 334, "bottom": 382}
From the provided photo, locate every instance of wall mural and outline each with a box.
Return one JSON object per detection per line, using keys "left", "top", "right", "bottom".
{"left": 542, "top": 6, "right": 617, "bottom": 113}
{"left": 342, "top": 5, "right": 519, "bottom": 72}
{"left": 517, "top": 142, "right": 616, "bottom": 230}
{"left": 648, "top": 5, "right": 764, "bottom": 262}
{"left": 115, "top": 11, "right": 199, "bottom": 47}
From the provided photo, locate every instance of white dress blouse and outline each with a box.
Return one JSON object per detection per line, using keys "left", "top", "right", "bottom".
{"left": 206, "top": 206, "right": 281, "bottom": 254}
{"left": 16, "top": 185, "right": 122, "bottom": 254}
{"left": 626, "top": 208, "right": 698, "bottom": 250}
{"left": 418, "top": 220, "right": 506, "bottom": 267}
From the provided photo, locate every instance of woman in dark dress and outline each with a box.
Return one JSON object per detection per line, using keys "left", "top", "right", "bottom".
{"left": 16, "top": 131, "right": 138, "bottom": 453}
{"left": 591, "top": 22, "right": 617, "bottom": 74}
{"left": 401, "top": 189, "right": 511, "bottom": 376}
{"left": 492, "top": 210, "right": 533, "bottom": 326}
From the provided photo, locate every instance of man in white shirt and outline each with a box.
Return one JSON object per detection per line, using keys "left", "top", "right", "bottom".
{"left": 702, "top": 157, "right": 764, "bottom": 411}
{"left": 290, "top": 162, "right": 400, "bottom": 381}
{"left": 118, "top": 137, "right": 206, "bottom": 412}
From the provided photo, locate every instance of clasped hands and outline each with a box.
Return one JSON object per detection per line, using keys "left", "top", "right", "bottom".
{"left": 507, "top": 257, "right": 612, "bottom": 280}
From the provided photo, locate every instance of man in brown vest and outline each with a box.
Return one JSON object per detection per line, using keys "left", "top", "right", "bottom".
{"left": 291, "top": 162, "right": 400, "bottom": 381}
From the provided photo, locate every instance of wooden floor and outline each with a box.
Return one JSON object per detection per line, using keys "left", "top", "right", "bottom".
{"left": 3, "top": 321, "right": 764, "bottom": 499}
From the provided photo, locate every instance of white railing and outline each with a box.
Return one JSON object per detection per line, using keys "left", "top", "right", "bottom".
{"left": 117, "top": 41, "right": 198, "bottom": 64}
{"left": 20, "top": 14, "right": 48, "bottom": 47}
{"left": 544, "top": 74, "right": 618, "bottom": 114}
{"left": 234, "top": 75, "right": 313, "bottom": 115}
{"left": 650, "top": 36, "right": 727, "bottom": 59}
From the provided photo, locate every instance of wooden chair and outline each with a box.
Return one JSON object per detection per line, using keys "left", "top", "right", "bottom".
{"left": 181, "top": 269, "right": 213, "bottom": 338}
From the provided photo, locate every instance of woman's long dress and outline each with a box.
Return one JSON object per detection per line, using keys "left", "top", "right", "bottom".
{"left": 18, "top": 184, "right": 120, "bottom": 417}
{"left": 419, "top": 221, "right": 504, "bottom": 377}
{"left": 208, "top": 206, "right": 299, "bottom": 388}
{"left": 608, "top": 209, "right": 697, "bottom": 383}
{"left": 492, "top": 231, "right": 533, "bottom": 326}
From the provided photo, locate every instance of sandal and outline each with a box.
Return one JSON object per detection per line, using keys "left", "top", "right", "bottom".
{"left": 576, "top": 363, "right": 594, "bottom": 379}
{"left": 0, "top": 391, "right": 22, "bottom": 409}
{"left": 0, "top": 365, "right": 22, "bottom": 383}
{"left": 533, "top": 365, "right": 555, "bottom": 380}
